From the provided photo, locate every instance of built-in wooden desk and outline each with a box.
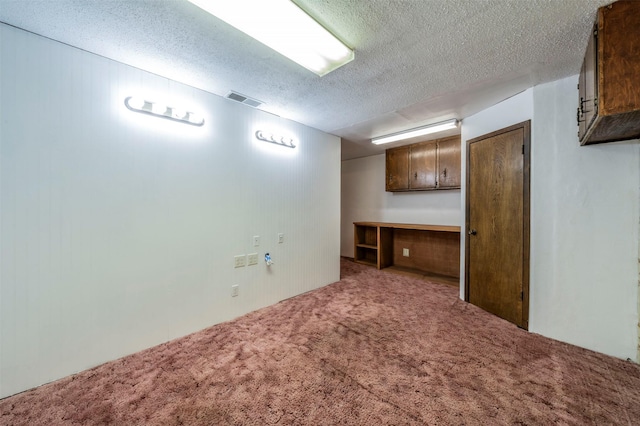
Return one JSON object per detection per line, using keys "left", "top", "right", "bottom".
{"left": 354, "top": 222, "right": 461, "bottom": 279}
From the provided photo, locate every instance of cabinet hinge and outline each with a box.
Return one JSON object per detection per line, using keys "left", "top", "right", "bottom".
{"left": 522, "top": 145, "right": 524, "bottom": 155}
{"left": 520, "top": 291, "right": 524, "bottom": 301}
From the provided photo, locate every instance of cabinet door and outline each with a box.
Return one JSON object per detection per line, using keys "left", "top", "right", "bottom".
{"left": 437, "top": 136, "right": 461, "bottom": 188}
{"left": 409, "top": 141, "right": 437, "bottom": 189}
{"left": 578, "top": 58, "right": 588, "bottom": 139}
{"left": 386, "top": 146, "right": 409, "bottom": 191}
{"left": 578, "top": 24, "right": 598, "bottom": 143}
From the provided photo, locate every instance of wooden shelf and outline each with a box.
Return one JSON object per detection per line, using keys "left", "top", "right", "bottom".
{"left": 354, "top": 222, "right": 460, "bottom": 279}
{"left": 354, "top": 222, "right": 460, "bottom": 233}
{"left": 356, "top": 243, "right": 378, "bottom": 249}
{"left": 355, "top": 258, "right": 377, "bottom": 267}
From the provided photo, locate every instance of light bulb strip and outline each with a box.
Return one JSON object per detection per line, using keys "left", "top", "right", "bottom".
{"left": 255, "top": 130, "right": 296, "bottom": 148}
{"left": 371, "top": 119, "right": 459, "bottom": 145}
{"left": 124, "top": 96, "right": 204, "bottom": 126}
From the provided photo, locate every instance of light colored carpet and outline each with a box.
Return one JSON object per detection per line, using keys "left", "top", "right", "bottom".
{"left": 1, "top": 258, "right": 639, "bottom": 425}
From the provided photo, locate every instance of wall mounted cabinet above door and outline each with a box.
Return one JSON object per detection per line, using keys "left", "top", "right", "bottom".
{"left": 385, "top": 135, "right": 461, "bottom": 192}
{"left": 577, "top": 0, "right": 640, "bottom": 145}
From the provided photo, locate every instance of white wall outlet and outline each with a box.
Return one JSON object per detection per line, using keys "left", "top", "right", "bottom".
{"left": 234, "top": 255, "right": 246, "bottom": 268}
{"left": 403, "top": 248, "right": 410, "bottom": 257}
{"left": 247, "top": 253, "right": 258, "bottom": 266}
{"left": 253, "top": 235, "right": 260, "bottom": 246}
{"left": 278, "top": 233, "right": 284, "bottom": 244}
{"left": 231, "top": 285, "right": 239, "bottom": 297}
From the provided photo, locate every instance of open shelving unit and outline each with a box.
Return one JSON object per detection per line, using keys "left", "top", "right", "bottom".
{"left": 354, "top": 222, "right": 461, "bottom": 279}
{"left": 354, "top": 224, "right": 393, "bottom": 268}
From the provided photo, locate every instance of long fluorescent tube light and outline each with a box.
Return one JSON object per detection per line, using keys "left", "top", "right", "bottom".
{"left": 371, "top": 119, "right": 460, "bottom": 145}
{"left": 187, "top": 0, "right": 354, "bottom": 76}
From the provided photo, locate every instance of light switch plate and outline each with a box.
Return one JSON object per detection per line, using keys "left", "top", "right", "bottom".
{"left": 402, "top": 248, "right": 409, "bottom": 257}
{"left": 253, "top": 235, "right": 260, "bottom": 246}
{"left": 278, "top": 233, "right": 284, "bottom": 243}
{"left": 247, "top": 253, "right": 258, "bottom": 266}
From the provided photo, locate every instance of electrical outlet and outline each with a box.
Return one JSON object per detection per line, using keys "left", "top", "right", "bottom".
{"left": 253, "top": 235, "right": 260, "bottom": 246}
{"left": 278, "top": 233, "right": 284, "bottom": 244}
{"left": 234, "top": 255, "right": 246, "bottom": 268}
{"left": 247, "top": 253, "right": 258, "bottom": 266}
{"left": 231, "top": 285, "right": 239, "bottom": 297}
{"left": 403, "top": 248, "right": 410, "bottom": 257}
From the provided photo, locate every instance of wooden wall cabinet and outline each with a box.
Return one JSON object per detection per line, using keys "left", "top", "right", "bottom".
{"left": 385, "top": 135, "right": 461, "bottom": 192}
{"left": 436, "top": 136, "right": 462, "bottom": 189}
{"left": 409, "top": 141, "right": 437, "bottom": 190}
{"left": 577, "top": 0, "right": 640, "bottom": 145}
{"left": 386, "top": 146, "right": 410, "bottom": 191}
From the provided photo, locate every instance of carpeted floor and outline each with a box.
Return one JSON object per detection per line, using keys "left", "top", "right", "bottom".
{"left": 1, "top": 258, "right": 639, "bottom": 425}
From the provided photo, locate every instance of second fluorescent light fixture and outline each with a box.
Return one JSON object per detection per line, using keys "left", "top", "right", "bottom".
{"left": 371, "top": 119, "right": 460, "bottom": 145}
{"left": 188, "top": 0, "right": 354, "bottom": 76}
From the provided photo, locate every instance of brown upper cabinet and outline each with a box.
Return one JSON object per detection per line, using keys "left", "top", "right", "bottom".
{"left": 386, "top": 135, "right": 461, "bottom": 192}
{"left": 409, "top": 140, "right": 437, "bottom": 190}
{"left": 436, "top": 136, "right": 461, "bottom": 189}
{"left": 577, "top": 0, "right": 640, "bottom": 145}
{"left": 386, "top": 146, "right": 410, "bottom": 191}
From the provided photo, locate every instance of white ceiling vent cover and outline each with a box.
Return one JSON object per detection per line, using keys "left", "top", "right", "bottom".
{"left": 226, "top": 91, "right": 264, "bottom": 108}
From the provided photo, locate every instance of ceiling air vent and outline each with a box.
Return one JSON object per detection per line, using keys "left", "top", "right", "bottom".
{"left": 225, "top": 91, "right": 263, "bottom": 108}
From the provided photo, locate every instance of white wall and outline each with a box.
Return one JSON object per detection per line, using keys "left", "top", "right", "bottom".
{"left": 0, "top": 24, "right": 341, "bottom": 398}
{"left": 530, "top": 76, "right": 639, "bottom": 359}
{"left": 340, "top": 154, "right": 461, "bottom": 257}
{"left": 460, "top": 80, "right": 640, "bottom": 360}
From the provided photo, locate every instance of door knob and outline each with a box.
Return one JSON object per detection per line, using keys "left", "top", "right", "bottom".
{"left": 468, "top": 229, "right": 477, "bottom": 235}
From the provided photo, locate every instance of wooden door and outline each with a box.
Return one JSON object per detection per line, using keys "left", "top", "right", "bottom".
{"left": 409, "top": 141, "right": 436, "bottom": 190}
{"left": 466, "top": 121, "right": 530, "bottom": 329}
{"left": 437, "top": 136, "right": 461, "bottom": 189}
{"left": 386, "top": 146, "right": 409, "bottom": 191}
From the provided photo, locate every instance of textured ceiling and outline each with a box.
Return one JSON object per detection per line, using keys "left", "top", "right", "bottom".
{"left": 0, "top": 0, "right": 610, "bottom": 159}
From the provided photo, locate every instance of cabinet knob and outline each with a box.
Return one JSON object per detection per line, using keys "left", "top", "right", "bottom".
{"left": 468, "top": 229, "right": 477, "bottom": 236}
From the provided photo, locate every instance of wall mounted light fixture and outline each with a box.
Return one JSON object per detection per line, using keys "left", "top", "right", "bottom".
{"left": 255, "top": 130, "right": 296, "bottom": 148}
{"left": 187, "top": 0, "right": 354, "bottom": 76}
{"left": 124, "top": 96, "right": 204, "bottom": 126}
{"left": 371, "top": 119, "right": 459, "bottom": 145}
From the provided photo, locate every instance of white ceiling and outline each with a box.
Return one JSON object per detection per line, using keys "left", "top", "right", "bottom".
{"left": 0, "top": 0, "right": 610, "bottom": 159}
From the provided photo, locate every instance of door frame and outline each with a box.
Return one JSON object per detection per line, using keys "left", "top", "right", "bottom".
{"left": 464, "top": 120, "right": 531, "bottom": 329}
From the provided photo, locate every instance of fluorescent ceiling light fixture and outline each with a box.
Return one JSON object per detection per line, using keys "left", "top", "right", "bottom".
{"left": 124, "top": 96, "right": 204, "bottom": 126}
{"left": 188, "top": 0, "right": 354, "bottom": 76}
{"left": 255, "top": 130, "right": 296, "bottom": 148}
{"left": 371, "top": 119, "right": 460, "bottom": 145}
